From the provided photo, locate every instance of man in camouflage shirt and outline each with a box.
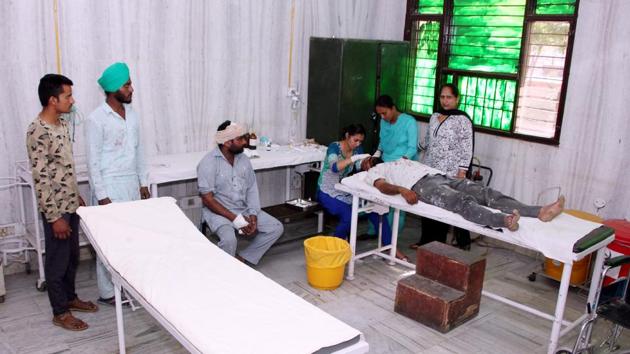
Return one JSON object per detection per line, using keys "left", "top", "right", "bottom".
{"left": 26, "top": 74, "right": 98, "bottom": 331}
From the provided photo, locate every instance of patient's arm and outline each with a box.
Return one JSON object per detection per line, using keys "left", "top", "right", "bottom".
{"left": 201, "top": 192, "right": 237, "bottom": 221}
{"left": 373, "top": 179, "right": 418, "bottom": 204}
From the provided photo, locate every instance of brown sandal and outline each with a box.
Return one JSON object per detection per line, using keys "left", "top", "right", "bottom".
{"left": 68, "top": 298, "right": 99, "bottom": 313}
{"left": 52, "top": 312, "right": 89, "bottom": 331}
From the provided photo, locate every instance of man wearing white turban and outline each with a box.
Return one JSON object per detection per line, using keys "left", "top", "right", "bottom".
{"left": 197, "top": 120, "right": 283, "bottom": 264}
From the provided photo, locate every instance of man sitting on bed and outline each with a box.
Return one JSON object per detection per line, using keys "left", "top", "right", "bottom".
{"left": 361, "top": 158, "right": 564, "bottom": 231}
{"left": 197, "top": 121, "right": 284, "bottom": 265}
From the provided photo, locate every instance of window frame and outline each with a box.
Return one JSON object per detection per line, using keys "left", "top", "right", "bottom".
{"left": 404, "top": 0, "right": 580, "bottom": 145}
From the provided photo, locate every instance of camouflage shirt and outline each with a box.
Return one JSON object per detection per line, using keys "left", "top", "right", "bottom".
{"left": 26, "top": 116, "right": 80, "bottom": 223}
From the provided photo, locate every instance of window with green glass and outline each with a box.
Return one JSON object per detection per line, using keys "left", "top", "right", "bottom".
{"left": 536, "top": 0, "right": 576, "bottom": 15}
{"left": 406, "top": 0, "right": 578, "bottom": 143}
{"left": 418, "top": 0, "right": 444, "bottom": 14}
{"left": 449, "top": 0, "right": 525, "bottom": 74}
{"left": 410, "top": 21, "right": 441, "bottom": 115}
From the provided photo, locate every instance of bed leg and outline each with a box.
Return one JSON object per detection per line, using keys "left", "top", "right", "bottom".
{"left": 114, "top": 282, "right": 127, "bottom": 354}
{"left": 150, "top": 183, "right": 158, "bottom": 198}
{"left": 316, "top": 210, "right": 324, "bottom": 233}
{"left": 547, "top": 261, "right": 573, "bottom": 354}
{"left": 584, "top": 248, "right": 606, "bottom": 342}
{"left": 388, "top": 209, "right": 400, "bottom": 266}
{"left": 347, "top": 195, "right": 360, "bottom": 280}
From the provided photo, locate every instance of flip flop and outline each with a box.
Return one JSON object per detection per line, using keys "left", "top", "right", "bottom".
{"left": 397, "top": 255, "right": 410, "bottom": 262}
{"left": 52, "top": 312, "right": 88, "bottom": 331}
{"left": 408, "top": 243, "right": 420, "bottom": 250}
{"left": 68, "top": 298, "right": 99, "bottom": 313}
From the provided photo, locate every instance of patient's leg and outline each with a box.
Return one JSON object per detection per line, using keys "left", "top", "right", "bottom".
{"left": 447, "top": 178, "right": 541, "bottom": 218}
{"left": 413, "top": 175, "right": 513, "bottom": 229}
{"left": 239, "top": 211, "right": 284, "bottom": 265}
{"left": 538, "top": 196, "right": 565, "bottom": 221}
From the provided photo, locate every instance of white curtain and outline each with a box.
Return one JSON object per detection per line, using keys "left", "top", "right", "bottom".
{"left": 0, "top": 0, "right": 406, "bottom": 223}
{"left": 2, "top": 0, "right": 628, "bottom": 224}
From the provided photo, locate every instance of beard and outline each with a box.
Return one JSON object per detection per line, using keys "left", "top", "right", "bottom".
{"left": 229, "top": 145, "right": 245, "bottom": 154}
{"left": 114, "top": 91, "right": 132, "bottom": 104}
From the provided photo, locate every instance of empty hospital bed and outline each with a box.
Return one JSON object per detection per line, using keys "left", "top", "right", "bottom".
{"left": 77, "top": 197, "right": 368, "bottom": 354}
{"left": 335, "top": 172, "right": 615, "bottom": 354}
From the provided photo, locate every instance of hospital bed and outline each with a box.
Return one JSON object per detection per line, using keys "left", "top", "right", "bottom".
{"left": 77, "top": 197, "right": 368, "bottom": 354}
{"left": 335, "top": 172, "right": 615, "bottom": 354}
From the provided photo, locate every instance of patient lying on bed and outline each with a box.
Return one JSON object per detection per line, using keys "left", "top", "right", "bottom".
{"left": 362, "top": 158, "right": 564, "bottom": 231}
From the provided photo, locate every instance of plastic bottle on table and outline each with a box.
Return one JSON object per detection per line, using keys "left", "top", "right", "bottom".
{"left": 249, "top": 131, "right": 258, "bottom": 150}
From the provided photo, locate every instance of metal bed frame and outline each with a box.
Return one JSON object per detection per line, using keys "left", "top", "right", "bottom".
{"left": 335, "top": 182, "right": 615, "bottom": 354}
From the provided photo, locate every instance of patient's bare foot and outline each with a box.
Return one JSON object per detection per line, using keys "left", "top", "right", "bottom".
{"left": 538, "top": 195, "right": 565, "bottom": 222}
{"left": 504, "top": 210, "right": 520, "bottom": 231}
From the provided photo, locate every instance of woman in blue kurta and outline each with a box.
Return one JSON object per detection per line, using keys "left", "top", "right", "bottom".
{"left": 374, "top": 95, "right": 418, "bottom": 162}
{"left": 365, "top": 95, "right": 419, "bottom": 235}
{"left": 317, "top": 124, "right": 407, "bottom": 260}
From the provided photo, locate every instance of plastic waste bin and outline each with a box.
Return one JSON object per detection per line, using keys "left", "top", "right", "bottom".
{"left": 304, "top": 236, "right": 351, "bottom": 290}
{"left": 544, "top": 209, "right": 601, "bottom": 286}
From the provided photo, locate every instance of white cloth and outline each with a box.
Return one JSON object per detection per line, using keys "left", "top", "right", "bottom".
{"left": 147, "top": 145, "right": 326, "bottom": 186}
{"left": 340, "top": 172, "right": 604, "bottom": 263}
{"left": 215, "top": 122, "right": 246, "bottom": 144}
{"left": 77, "top": 197, "right": 362, "bottom": 354}
{"left": 365, "top": 159, "right": 443, "bottom": 190}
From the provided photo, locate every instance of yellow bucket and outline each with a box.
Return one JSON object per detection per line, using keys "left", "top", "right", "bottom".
{"left": 544, "top": 209, "right": 602, "bottom": 286}
{"left": 304, "top": 236, "right": 351, "bottom": 290}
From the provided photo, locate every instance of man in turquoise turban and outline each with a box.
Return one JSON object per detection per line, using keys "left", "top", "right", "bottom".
{"left": 86, "top": 62, "right": 150, "bottom": 306}
{"left": 97, "top": 62, "right": 130, "bottom": 93}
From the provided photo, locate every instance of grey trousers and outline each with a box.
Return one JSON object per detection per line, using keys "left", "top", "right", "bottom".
{"left": 412, "top": 174, "right": 541, "bottom": 228}
{"left": 214, "top": 210, "right": 283, "bottom": 265}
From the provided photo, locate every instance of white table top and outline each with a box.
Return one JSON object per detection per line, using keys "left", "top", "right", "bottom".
{"left": 147, "top": 144, "right": 326, "bottom": 186}
{"left": 16, "top": 144, "right": 326, "bottom": 186}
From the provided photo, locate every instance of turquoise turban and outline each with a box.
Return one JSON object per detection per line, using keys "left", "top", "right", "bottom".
{"left": 97, "top": 62, "right": 130, "bottom": 92}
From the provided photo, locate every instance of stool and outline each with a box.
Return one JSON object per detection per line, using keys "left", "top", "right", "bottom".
{"left": 395, "top": 241, "right": 486, "bottom": 332}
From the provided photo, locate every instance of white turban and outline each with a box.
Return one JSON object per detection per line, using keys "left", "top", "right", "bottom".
{"left": 215, "top": 122, "right": 247, "bottom": 144}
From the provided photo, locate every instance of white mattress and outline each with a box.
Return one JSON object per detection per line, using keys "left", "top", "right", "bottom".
{"left": 77, "top": 197, "right": 361, "bottom": 354}
{"left": 339, "top": 172, "right": 603, "bottom": 263}
{"left": 147, "top": 145, "right": 326, "bottom": 185}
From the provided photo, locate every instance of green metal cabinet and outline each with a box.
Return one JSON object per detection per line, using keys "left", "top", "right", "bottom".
{"left": 306, "top": 37, "right": 411, "bottom": 153}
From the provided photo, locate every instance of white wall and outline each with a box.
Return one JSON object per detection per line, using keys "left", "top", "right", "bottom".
{"left": 1, "top": 0, "right": 628, "bottom": 225}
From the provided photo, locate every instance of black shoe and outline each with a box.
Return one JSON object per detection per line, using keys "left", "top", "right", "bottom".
{"left": 97, "top": 296, "right": 129, "bottom": 307}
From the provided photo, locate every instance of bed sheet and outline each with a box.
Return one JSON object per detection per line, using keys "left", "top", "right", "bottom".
{"left": 147, "top": 145, "right": 326, "bottom": 185}
{"left": 340, "top": 172, "right": 602, "bottom": 263}
{"left": 77, "top": 197, "right": 360, "bottom": 354}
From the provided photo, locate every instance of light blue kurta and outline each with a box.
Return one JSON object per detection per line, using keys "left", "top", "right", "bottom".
{"left": 85, "top": 102, "right": 148, "bottom": 202}
{"left": 377, "top": 112, "right": 418, "bottom": 162}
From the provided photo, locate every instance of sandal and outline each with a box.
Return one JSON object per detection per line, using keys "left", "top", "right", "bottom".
{"left": 395, "top": 250, "right": 410, "bottom": 262}
{"left": 52, "top": 312, "right": 88, "bottom": 331}
{"left": 408, "top": 243, "right": 420, "bottom": 250}
{"left": 68, "top": 298, "right": 98, "bottom": 313}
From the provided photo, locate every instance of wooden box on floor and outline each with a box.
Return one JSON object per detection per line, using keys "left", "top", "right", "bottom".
{"left": 394, "top": 241, "right": 486, "bottom": 333}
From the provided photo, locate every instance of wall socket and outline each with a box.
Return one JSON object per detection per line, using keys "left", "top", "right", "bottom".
{"left": 0, "top": 225, "right": 16, "bottom": 237}
{"left": 178, "top": 196, "right": 202, "bottom": 210}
